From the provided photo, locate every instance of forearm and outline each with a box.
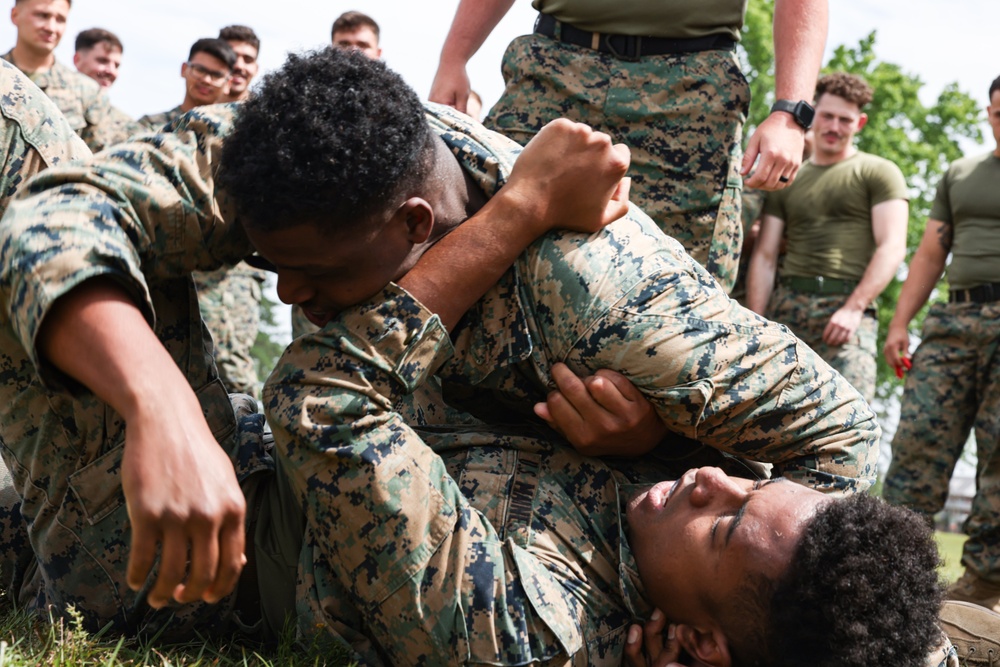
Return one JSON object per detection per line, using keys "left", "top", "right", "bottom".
{"left": 844, "top": 243, "right": 905, "bottom": 312}
{"left": 745, "top": 254, "right": 777, "bottom": 314}
{"left": 37, "top": 278, "right": 196, "bottom": 419}
{"left": 772, "top": 0, "right": 828, "bottom": 101}
{"left": 398, "top": 188, "right": 545, "bottom": 331}
{"left": 437, "top": 0, "right": 515, "bottom": 68}
{"left": 890, "top": 250, "right": 946, "bottom": 330}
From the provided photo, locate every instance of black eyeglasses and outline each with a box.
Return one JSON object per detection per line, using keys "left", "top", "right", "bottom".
{"left": 186, "top": 62, "right": 230, "bottom": 85}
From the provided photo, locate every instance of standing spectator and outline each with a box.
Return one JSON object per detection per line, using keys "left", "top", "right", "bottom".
{"left": 192, "top": 26, "right": 266, "bottom": 397}
{"left": 429, "top": 0, "right": 826, "bottom": 292}
{"left": 883, "top": 74, "right": 1000, "bottom": 613}
{"left": 137, "top": 38, "right": 235, "bottom": 130}
{"left": 3, "top": 0, "right": 130, "bottom": 151}
{"left": 218, "top": 24, "right": 258, "bottom": 103}
{"left": 331, "top": 11, "right": 380, "bottom": 59}
{"left": 747, "top": 73, "right": 908, "bottom": 402}
{"left": 72, "top": 27, "right": 121, "bottom": 89}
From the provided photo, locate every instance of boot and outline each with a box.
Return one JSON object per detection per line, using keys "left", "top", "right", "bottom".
{"left": 940, "top": 600, "right": 1000, "bottom": 665}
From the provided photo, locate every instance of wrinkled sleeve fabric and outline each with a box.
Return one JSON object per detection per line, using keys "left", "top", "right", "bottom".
{"left": 513, "top": 214, "right": 881, "bottom": 494}
{"left": 0, "top": 104, "right": 249, "bottom": 384}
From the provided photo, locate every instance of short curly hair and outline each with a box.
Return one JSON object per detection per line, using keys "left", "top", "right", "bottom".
{"left": 217, "top": 48, "right": 434, "bottom": 233}
{"left": 815, "top": 72, "right": 874, "bottom": 108}
{"left": 751, "top": 494, "right": 944, "bottom": 667}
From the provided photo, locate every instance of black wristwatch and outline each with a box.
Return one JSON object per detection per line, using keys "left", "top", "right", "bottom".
{"left": 770, "top": 99, "right": 815, "bottom": 130}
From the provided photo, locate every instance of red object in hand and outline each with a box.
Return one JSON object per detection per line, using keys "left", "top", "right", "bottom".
{"left": 895, "top": 356, "right": 913, "bottom": 379}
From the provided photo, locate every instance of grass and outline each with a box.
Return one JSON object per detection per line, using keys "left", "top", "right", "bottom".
{"left": 0, "top": 605, "right": 355, "bottom": 666}
{"left": 935, "top": 530, "right": 967, "bottom": 584}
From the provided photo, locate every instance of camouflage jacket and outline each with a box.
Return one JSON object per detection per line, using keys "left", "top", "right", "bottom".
{"left": 0, "top": 60, "right": 89, "bottom": 214}
{"left": 266, "top": 104, "right": 881, "bottom": 497}
{"left": 137, "top": 105, "right": 184, "bottom": 131}
{"left": 1, "top": 51, "right": 134, "bottom": 152}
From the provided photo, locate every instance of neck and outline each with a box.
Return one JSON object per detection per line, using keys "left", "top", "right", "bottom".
{"left": 425, "top": 135, "right": 488, "bottom": 240}
{"left": 811, "top": 145, "right": 857, "bottom": 167}
{"left": 179, "top": 97, "right": 199, "bottom": 112}
{"left": 11, "top": 42, "right": 55, "bottom": 73}
{"left": 219, "top": 90, "right": 248, "bottom": 103}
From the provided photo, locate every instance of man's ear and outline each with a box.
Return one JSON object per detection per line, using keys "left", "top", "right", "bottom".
{"left": 856, "top": 112, "right": 869, "bottom": 132}
{"left": 393, "top": 197, "right": 434, "bottom": 244}
{"left": 676, "top": 624, "right": 732, "bottom": 667}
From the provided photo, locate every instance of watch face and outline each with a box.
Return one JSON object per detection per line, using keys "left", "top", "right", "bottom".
{"left": 796, "top": 101, "right": 816, "bottom": 129}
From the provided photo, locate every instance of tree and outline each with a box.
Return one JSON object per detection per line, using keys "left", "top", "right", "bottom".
{"left": 740, "top": 1, "right": 983, "bottom": 400}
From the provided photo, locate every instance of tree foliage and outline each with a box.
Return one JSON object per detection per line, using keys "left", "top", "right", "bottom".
{"left": 740, "top": 0, "right": 984, "bottom": 399}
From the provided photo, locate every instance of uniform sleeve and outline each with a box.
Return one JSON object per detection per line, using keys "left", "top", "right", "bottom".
{"left": 867, "top": 158, "right": 909, "bottom": 207}
{"left": 262, "top": 287, "right": 586, "bottom": 664}
{"left": 0, "top": 105, "right": 250, "bottom": 377}
{"left": 520, "top": 217, "right": 881, "bottom": 494}
{"left": 0, "top": 61, "right": 90, "bottom": 216}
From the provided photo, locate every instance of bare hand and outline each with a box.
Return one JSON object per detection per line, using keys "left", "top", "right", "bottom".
{"left": 428, "top": 61, "right": 471, "bottom": 113}
{"left": 504, "top": 119, "right": 631, "bottom": 236}
{"left": 883, "top": 323, "right": 912, "bottom": 370}
{"left": 742, "top": 113, "right": 805, "bottom": 191}
{"left": 534, "top": 363, "right": 666, "bottom": 457}
{"left": 122, "top": 408, "right": 246, "bottom": 608}
{"left": 822, "top": 305, "right": 863, "bottom": 347}
{"left": 625, "top": 610, "right": 690, "bottom": 667}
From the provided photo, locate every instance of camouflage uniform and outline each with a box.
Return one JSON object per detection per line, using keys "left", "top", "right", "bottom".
{"left": 0, "top": 60, "right": 92, "bottom": 602}
{"left": 262, "top": 107, "right": 968, "bottom": 663}
{"left": 0, "top": 98, "right": 955, "bottom": 663}
{"left": 193, "top": 263, "right": 267, "bottom": 397}
{"left": 0, "top": 105, "right": 267, "bottom": 639}
{"left": 0, "top": 51, "right": 134, "bottom": 152}
{"left": 767, "top": 285, "right": 879, "bottom": 402}
{"left": 884, "top": 302, "right": 1000, "bottom": 581}
{"left": 137, "top": 105, "right": 184, "bottom": 131}
{"left": 486, "top": 33, "right": 748, "bottom": 291}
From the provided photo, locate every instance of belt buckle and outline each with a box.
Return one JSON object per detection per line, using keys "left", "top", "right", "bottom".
{"left": 605, "top": 34, "right": 642, "bottom": 61}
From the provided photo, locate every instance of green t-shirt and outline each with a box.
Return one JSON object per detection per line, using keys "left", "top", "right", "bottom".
{"left": 763, "top": 152, "right": 908, "bottom": 282}
{"left": 929, "top": 152, "right": 1000, "bottom": 289}
{"left": 532, "top": 0, "right": 746, "bottom": 40}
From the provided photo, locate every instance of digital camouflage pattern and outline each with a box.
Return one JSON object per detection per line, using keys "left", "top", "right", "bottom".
{"left": 194, "top": 262, "right": 267, "bottom": 397}
{"left": 137, "top": 105, "right": 184, "bottom": 131}
{"left": 0, "top": 103, "right": 262, "bottom": 638}
{"left": 0, "top": 59, "right": 91, "bottom": 610}
{"left": 0, "top": 94, "right": 959, "bottom": 664}
{"left": 766, "top": 284, "right": 879, "bottom": 403}
{"left": 486, "top": 35, "right": 748, "bottom": 292}
{"left": 0, "top": 61, "right": 90, "bottom": 213}
{"left": 262, "top": 104, "right": 883, "bottom": 662}
{"left": 1, "top": 52, "right": 136, "bottom": 152}
{"left": 885, "top": 301, "right": 1000, "bottom": 583}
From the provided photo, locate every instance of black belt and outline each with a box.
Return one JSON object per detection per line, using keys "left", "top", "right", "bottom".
{"left": 534, "top": 13, "right": 736, "bottom": 61}
{"left": 949, "top": 282, "right": 1000, "bottom": 304}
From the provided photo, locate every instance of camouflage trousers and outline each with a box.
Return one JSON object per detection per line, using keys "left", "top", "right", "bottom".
{"left": 486, "top": 34, "right": 749, "bottom": 292}
{"left": 194, "top": 263, "right": 266, "bottom": 397}
{"left": 767, "top": 285, "right": 878, "bottom": 403}
{"left": 884, "top": 301, "right": 1000, "bottom": 583}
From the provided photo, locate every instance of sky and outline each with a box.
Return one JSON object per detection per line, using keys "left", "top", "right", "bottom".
{"left": 0, "top": 0, "right": 995, "bottom": 146}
